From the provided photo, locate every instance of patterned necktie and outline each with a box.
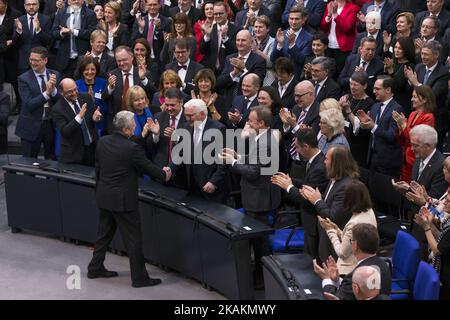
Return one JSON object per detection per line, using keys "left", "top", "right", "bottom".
{"left": 314, "top": 81, "right": 320, "bottom": 96}
{"left": 216, "top": 26, "right": 222, "bottom": 69}
{"left": 289, "top": 110, "right": 306, "bottom": 159}
{"left": 423, "top": 68, "right": 432, "bottom": 84}
{"left": 361, "top": 60, "right": 367, "bottom": 70}
{"left": 418, "top": 160, "right": 426, "bottom": 179}
{"left": 168, "top": 116, "right": 175, "bottom": 163}
{"left": 147, "top": 18, "right": 154, "bottom": 49}
{"left": 121, "top": 73, "right": 130, "bottom": 110}
{"left": 39, "top": 75, "right": 51, "bottom": 119}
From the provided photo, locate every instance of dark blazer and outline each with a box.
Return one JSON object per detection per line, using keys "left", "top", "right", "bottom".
{"left": 282, "top": 0, "right": 326, "bottom": 31}
{"left": 95, "top": 132, "right": 166, "bottom": 212}
{"left": 131, "top": 14, "right": 171, "bottom": 71}
{"left": 147, "top": 110, "right": 187, "bottom": 168}
{"left": 271, "top": 78, "right": 297, "bottom": 110}
{"left": 199, "top": 22, "right": 238, "bottom": 74}
{"left": 0, "top": 90, "right": 10, "bottom": 137}
{"left": 51, "top": 5, "right": 97, "bottom": 72}
{"left": 358, "top": 1, "right": 399, "bottom": 34}
{"left": 315, "top": 176, "right": 353, "bottom": 263}
{"left": 52, "top": 93, "right": 99, "bottom": 164}
{"left": 216, "top": 51, "right": 266, "bottom": 104}
{"left": 15, "top": 68, "right": 60, "bottom": 142}
{"left": 271, "top": 28, "right": 313, "bottom": 80}
{"left": 338, "top": 53, "right": 384, "bottom": 94}
{"left": 73, "top": 53, "right": 117, "bottom": 79}
{"left": 104, "top": 23, "right": 130, "bottom": 52}
{"left": 171, "top": 118, "right": 230, "bottom": 203}
{"left": 414, "top": 9, "right": 450, "bottom": 37}
{"left": 165, "top": 59, "right": 204, "bottom": 94}
{"left": 392, "top": 0, "right": 427, "bottom": 14}
{"left": 231, "top": 130, "right": 281, "bottom": 212}
{"left": 235, "top": 5, "right": 276, "bottom": 36}
{"left": 226, "top": 95, "right": 259, "bottom": 129}
{"left": 0, "top": 25, "right": 7, "bottom": 85}
{"left": 283, "top": 102, "right": 321, "bottom": 146}
{"left": 415, "top": 63, "right": 449, "bottom": 133}
{"left": 352, "top": 31, "right": 384, "bottom": 58}
{"left": 366, "top": 99, "right": 403, "bottom": 175}
{"left": 323, "top": 255, "right": 392, "bottom": 300}
{"left": 101, "top": 67, "right": 157, "bottom": 134}
{"left": 312, "top": 77, "right": 341, "bottom": 104}
{"left": 169, "top": 6, "right": 203, "bottom": 27}
{"left": 13, "top": 13, "right": 53, "bottom": 73}
{"left": 1, "top": 5, "right": 21, "bottom": 66}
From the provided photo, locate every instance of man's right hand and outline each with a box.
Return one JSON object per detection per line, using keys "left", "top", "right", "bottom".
{"left": 147, "top": 118, "right": 160, "bottom": 135}
{"left": 46, "top": 74, "right": 57, "bottom": 96}
{"left": 15, "top": 18, "right": 23, "bottom": 33}
{"left": 163, "top": 126, "right": 175, "bottom": 138}
{"left": 162, "top": 167, "right": 172, "bottom": 181}
{"left": 108, "top": 74, "right": 117, "bottom": 89}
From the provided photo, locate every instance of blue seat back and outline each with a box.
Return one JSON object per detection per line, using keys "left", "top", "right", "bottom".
{"left": 413, "top": 261, "right": 440, "bottom": 300}
{"left": 392, "top": 231, "right": 420, "bottom": 287}
{"left": 55, "top": 128, "right": 61, "bottom": 160}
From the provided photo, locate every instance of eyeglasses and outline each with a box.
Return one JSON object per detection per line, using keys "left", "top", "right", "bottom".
{"left": 295, "top": 92, "right": 310, "bottom": 98}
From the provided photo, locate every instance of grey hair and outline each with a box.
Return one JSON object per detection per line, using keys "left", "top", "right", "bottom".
{"left": 352, "top": 266, "right": 381, "bottom": 291}
{"left": 319, "top": 107, "right": 345, "bottom": 136}
{"left": 113, "top": 111, "right": 135, "bottom": 132}
{"left": 422, "top": 40, "right": 442, "bottom": 56}
{"left": 410, "top": 124, "right": 438, "bottom": 148}
{"left": 184, "top": 99, "right": 207, "bottom": 114}
{"left": 311, "top": 56, "right": 334, "bottom": 74}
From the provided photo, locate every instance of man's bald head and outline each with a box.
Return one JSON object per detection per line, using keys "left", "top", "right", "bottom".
{"left": 60, "top": 78, "right": 79, "bottom": 102}
{"left": 294, "top": 80, "right": 315, "bottom": 108}
{"left": 236, "top": 30, "right": 253, "bottom": 55}
{"left": 352, "top": 266, "right": 381, "bottom": 300}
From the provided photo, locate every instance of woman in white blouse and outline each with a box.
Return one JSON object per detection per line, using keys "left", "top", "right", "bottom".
{"left": 319, "top": 179, "right": 377, "bottom": 275}
{"left": 252, "top": 15, "right": 276, "bottom": 86}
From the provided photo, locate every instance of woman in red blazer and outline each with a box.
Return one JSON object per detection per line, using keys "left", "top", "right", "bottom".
{"left": 320, "top": 0, "right": 359, "bottom": 74}
{"left": 393, "top": 85, "right": 436, "bottom": 183}
{"left": 193, "top": 0, "right": 215, "bottom": 63}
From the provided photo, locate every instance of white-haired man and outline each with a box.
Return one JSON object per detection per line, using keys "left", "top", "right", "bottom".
{"left": 169, "top": 99, "right": 230, "bottom": 203}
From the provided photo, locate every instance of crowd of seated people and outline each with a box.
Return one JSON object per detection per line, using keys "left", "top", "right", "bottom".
{"left": 2, "top": 0, "right": 450, "bottom": 299}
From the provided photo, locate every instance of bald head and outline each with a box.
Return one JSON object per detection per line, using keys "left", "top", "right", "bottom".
{"left": 352, "top": 266, "right": 381, "bottom": 300}
{"left": 236, "top": 30, "right": 253, "bottom": 55}
{"left": 60, "top": 78, "right": 79, "bottom": 103}
{"left": 294, "top": 81, "right": 315, "bottom": 108}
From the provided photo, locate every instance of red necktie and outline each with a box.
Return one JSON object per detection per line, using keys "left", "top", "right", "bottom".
{"left": 121, "top": 73, "right": 129, "bottom": 110}
{"left": 147, "top": 18, "right": 154, "bottom": 49}
{"left": 168, "top": 116, "right": 175, "bottom": 163}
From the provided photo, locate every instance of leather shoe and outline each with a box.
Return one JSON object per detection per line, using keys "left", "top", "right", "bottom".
{"left": 132, "top": 278, "right": 162, "bottom": 288}
{"left": 87, "top": 269, "right": 119, "bottom": 279}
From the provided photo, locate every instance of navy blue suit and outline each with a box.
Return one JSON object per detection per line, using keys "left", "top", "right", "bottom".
{"left": 366, "top": 99, "right": 403, "bottom": 177}
{"left": 357, "top": 1, "right": 399, "bottom": 34}
{"left": 226, "top": 95, "right": 259, "bottom": 129}
{"left": 13, "top": 13, "right": 53, "bottom": 73}
{"left": 271, "top": 29, "right": 313, "bottom": 80}
{"left": 282, "top": 0, "right": 326, "bottom": 31}
{"left": 15, "top": 68, "right": 60, "bottom": 158}
{"left": 235, "top": 6, "right": 277, "bottom": 36}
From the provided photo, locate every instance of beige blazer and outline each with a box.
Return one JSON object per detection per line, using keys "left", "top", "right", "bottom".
{"left": 326, "top": 209, "right": 377, "bottom": 275}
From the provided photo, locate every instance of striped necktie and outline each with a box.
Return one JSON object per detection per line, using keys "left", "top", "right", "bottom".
{"left": 289, "top": 110, "right": 306, "bottom": 159}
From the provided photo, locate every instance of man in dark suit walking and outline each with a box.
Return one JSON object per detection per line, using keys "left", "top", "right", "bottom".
{"left": 13, "top": 0, "right": 53, "bottom": 74}
{"left": 102, "top": 45, "right": 156, "bottom": 134}
{"left": 51, "top": 0, "right": 97, "bottom": 78}
{"left": 220, "top": 106, "right": 281, "bottom": 288}
{"left": 52, "top": 78, "right": 103, "bottom": 166}
{"left": 87, "top": 110, "right": 170, "bottom": 288}
{"left": 313, "top": 223, "right": 392, "bottom": 300}
{"left": 271, "top": 127, "right": 329, "bottom": 260}
{"left": 15, "top": 46, "right": 60, "bottom": 159}
{"left": 165, "top": 38, "right": 204, "bottom": 95}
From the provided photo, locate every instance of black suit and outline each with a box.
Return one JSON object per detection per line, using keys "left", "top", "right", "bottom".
{"left": 415, "top": 63, "right": 449, "bottom": 141}
{"left": 315, "top": 176, "right": 354, "bottom": 264}
{"left": 392, "top": 0, "right": 426, "bottom": 14}
{"left": 216, "top": 52, "right": 266, "bottom": 105}
{"left": 88, "top": 132, "right": 166, "bottom": 286}
{"left": 0, "top": 25, "right": 7, "bottom": 86}
{"left": 101, "top": 67, "right": 157, "bottom": 134}
{"left": 409, "top": 150, "right": 448, "bottom": 259}
{"left": 52, "top": 93, "right": 98, "bottom": 165}
{"left": 165, "top": 60, "right": 204, "bottom": 94}
{"left": 169, "top": 6, "right": 203, "bottom": 27}
{"left": 414, "top": 9, "right": 450, "bottom": 37}
{"left": 338, "top": 54, "right": 384, "bottom": 95}
{"left": 287, "top": 152, "right": 329, "bottom": 260}
{"left": 323, "top": 255, "right": 392, "bottom": 300}
{"left": 271, "top": 78, "right": 297, "bottom": 110}
{"left": 104, "top": 23, "right": 130, "bottom": 52}
{"left": 199, "top": 22, "right": 238, "bottom": 74}
{"left": 311, "top": 77, "right": 341, "bottom": 105}
{"left": 0, "top": 90, "right": 10, "bottom": 154}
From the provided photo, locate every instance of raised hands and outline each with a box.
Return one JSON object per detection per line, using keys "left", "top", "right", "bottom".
{"left": 93, "top": 107, "right": 102, "bottom": 122}
{"left": 14, "top": 18, "right": 23, "bottom": 33}
{"left": 356, "top": 109, "right": 375, "bottom": 129}
{"left": 107, "top": 73, "right": 117, "bottom": 89}
{"left": 270, "top": 172, "right": 293, "bottom": 190}
{"left": 147, "top": 118, "right": 160, "bottom": 135}
{"left": 46, "top": 73, "right": 57, "bottom": 96}
{"left": 391, "top": 110, "right": 407, "bottom": 131}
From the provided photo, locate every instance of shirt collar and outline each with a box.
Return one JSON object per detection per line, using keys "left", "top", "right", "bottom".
{"left": 317, "top": 77, "right": 328, "bottom": 87}
{"left": 239, "top": 50, "right": 251, "bottom": 60}
{"left": 421, "top": 148, "right": 437, "bottom": 167}
{"left": 380, "top": 97, "right": 393, "bottom": 107}
{"left": 123, "top": 65, "right": 134, "bottom": 76}
{"left": 255, "top": 128, "right": 268, "bottom": 142}
{"left": 194, "top": 116, "right": 207, "bottom": 131}
{"left": 369, "top": 31, "right": 379, "bottom": 39}
{"left": 27, "top": 13, "right": 37, "bottom": 20}
{"left": 427, "top": 62, "right": 438, "bottom": 73}
{"left": 33, "top": 69, "right": 47, "bottom": 78}
{"left": 178, "top": 58, "right": 190, "bottom": 67}
{"left": 308, "top": 150, "right": 321, "bottom": 164}
{"left": 280, "top": 75, "right": 295, "bottom": 89}
{"left": 246, "top": 93, "right": 258, "bottom": 103}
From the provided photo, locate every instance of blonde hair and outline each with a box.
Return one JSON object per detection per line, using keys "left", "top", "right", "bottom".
{"left": 320, "top": 107, "right": 345, "bottom": 136}
{"left": 125, "top": 86, "right": 149, "bottom": 112}
{"left": 320, "top": 98, "right": 341, "bottom": 112}
{"left": 104, "top": 1, "right": 121, "bottom": 19}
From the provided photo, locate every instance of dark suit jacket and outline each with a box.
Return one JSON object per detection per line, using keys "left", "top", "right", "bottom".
{"left": 271, "top": 78, "right": 296, "bottom": 110}
{"left": 231, "top": 130, "right": 281, "bottom": 212}
{"left": 283, "top": 102, "right": 321, "bottom": 147}
{"left": 271, "top": 28, "right": 313, "bottom": 80}
{"left": 13, "top": 13, "right": 53, "bottom": 72}
{"left": 235, "top": 6, "right": 276, "bottom": 36}
{"left": 323, "top": 255, "right": 392, "bottom": 300}
{"left": 1, "top": 5, "right": 21, "bottom": 65}
{"left": 147, "top": 110, "right": 187, "bottom": 168}
{"left": 352, "top": 31, "right": 384, "bottom": 58}
{"left": 414, "top": 9, "right": 450, "bottom": 37}
{"left": 199, "top": 22, "right": 238, "bottom": 74}
{"left": 51, "top": 6, "right": 97, "bottom": 71}
{"left": 282, "top": 0, "right": 326, "bottom": 31}
{"left": 15, "top": 68, "right": 60, "bottom": 141}
{"left": 226, "top": 95, "right": 259, "bottom": 129}
{"left": 415, "top": 63, "right": 449, "bottom": 133}
{"left": 131, "top": 14, "right": 171, "bottom": 71}
{"left": 0, "top": 25, "right": 7, "bottom": 85}
{"left": 73, "top": 52, "right": 116, "bottom": 79}
{"left": 169, "top": 6, "right": 203, "bottom": 27}
{"left": 216, "top": 51, "right": 266, "bottom": 104}
{"left": 315, "top": 176, "right": 353, "bottom": 262}
{"left": 104, "top": 23, "right": 130, "bottom": 51}
{"left": 52, "top": 93, "right": 98, "bottom": 164}
{"left": 165, "top": 60, "right": 204, "bottom": 94}
{"left": 366, "top": 99, "right": 403, "bottom": 174}
{"left": 358, "top": 1, "right": 399, "bottom": 34}
{"left": 95, "top": 132, "right": 166, "bottom": 212}
{"left": 0, "top": 90, "right": 10, "bottom": 137}
{"left": 338, "top": 53, "right": 384, "bottom": 94}
{"left": 312, "top": 77, "right": 341, "bottom": 104}
{"left": 101, "top": 67, "right": 157, "bottom": 133}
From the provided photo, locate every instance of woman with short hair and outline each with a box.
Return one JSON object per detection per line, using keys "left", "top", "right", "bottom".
{"left": 99, "top": 1, "right": 130, "bottom": 56}
{"left": 318, "top": 106, "right": 349, "bottom": 154}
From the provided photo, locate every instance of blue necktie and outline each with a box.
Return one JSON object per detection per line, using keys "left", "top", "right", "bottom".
{"left": 29, "top": 16, "right": 34, "bottom": 36}
{"left": 72, "top": 101, "right": 92, "bottom": 146}
{"left": 423, "top": 68, "right": 432, "bottom": 84}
